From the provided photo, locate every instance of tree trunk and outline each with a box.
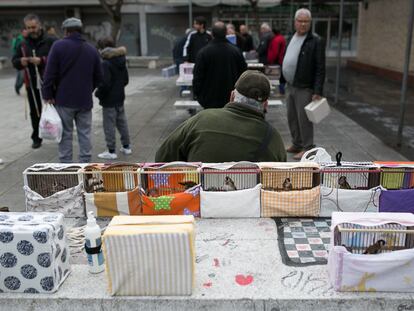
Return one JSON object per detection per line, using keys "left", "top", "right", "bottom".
{"left": 98, "top": 0, "right": 123, "bottom": 44}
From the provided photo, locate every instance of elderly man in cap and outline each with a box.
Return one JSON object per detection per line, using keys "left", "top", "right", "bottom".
{"left": 42, "top": 17, "right": 103, "bottom": 163}
{"left": 155, "top": 70, "right": 286, "bottom": 163}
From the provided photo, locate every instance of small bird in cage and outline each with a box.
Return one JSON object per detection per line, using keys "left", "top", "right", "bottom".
{"left": 341, "top": 244, "right": 353, "bottom": 253}
{"left": 363, "top": 239, "right": 386, "bottom": 254}
{"left": 282, "top": 178, "right": 293, "bottom": 191}
{"left": 147, "top": 187, "right": 159, "bottom": 197}
{"left": 223, "top": 176, "right": 237, "bottom": 191}
{"left": 87, "top": 177, "right": 104, "bottom": 192}
{"left": 179, "top": 181, "right": 198, "bottom": 190}
{"left": 52, "top": 181, "right": 67, "bottom": 193}
{"left": 338, "top": 176, "right": 352, "bottom": 189}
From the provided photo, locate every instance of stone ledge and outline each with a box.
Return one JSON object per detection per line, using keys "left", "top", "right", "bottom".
{"left": 1, "top": 219, "right": 414, "bottom": 311}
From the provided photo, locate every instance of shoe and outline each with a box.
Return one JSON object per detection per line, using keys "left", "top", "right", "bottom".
{"left": 32, "top": 141, "right": 42, "bottom": 149}
{"left": 98, "top": 150, "right": 118, "bottom": 160}
{"left": 119, "top": 147, "right": 132, "bottom": 155}
{"left": 286, "top": 145, "right": 302, "bottom": 153}
{"left": 293, "top": 150, "right": 306, "bottom": 160}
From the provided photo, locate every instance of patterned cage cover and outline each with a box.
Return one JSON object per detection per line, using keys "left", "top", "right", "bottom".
{"left": 82, "top": 163, "right": 141, "bottom": 217}
{"left": 329, "top": 212, "right": 414, "bottom": 292}
{"left": 139, "top": 162, "right": 201, "bottom": 216}
{"left": 200, "top": 162, "right": 261, "bottom": 218}
{"left": 23, "top": 163, "right": 86, "bottom": 217}
{"left": 259, "top": 162, "right": 321, "bottom": 217}
{"left": 0, "top": 212, "right": 71, "bottom": 293}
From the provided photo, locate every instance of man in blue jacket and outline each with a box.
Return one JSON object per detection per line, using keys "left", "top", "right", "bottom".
{"left": 42, "top": 18, "right": 103, "bottom": 163}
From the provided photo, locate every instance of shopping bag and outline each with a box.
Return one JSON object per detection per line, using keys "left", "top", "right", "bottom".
{"left": 39, "top": 103, "right": 62, "bottom": 143}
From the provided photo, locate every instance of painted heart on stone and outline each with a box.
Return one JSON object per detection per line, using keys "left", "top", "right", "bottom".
{"left": 235, "top": 274, "right": 254, "bottom": 286}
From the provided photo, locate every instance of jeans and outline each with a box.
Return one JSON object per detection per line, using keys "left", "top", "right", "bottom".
{"left": 102, "top": 106, "right": 130, "bottom": 151}
{"left": 55, "top": 105, "right": 92, "bottom": 163}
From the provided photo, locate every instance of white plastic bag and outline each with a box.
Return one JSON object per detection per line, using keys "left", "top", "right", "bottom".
{"left": 300, "top": 147, "right": 332, "bottom": 163}
{"left": 39, "top": 104, "right": 62, "bottom": 143}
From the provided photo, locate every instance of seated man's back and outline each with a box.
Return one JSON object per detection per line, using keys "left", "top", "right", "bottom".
{"left": 155, "top": 70, "right": 286, "bottom": 163}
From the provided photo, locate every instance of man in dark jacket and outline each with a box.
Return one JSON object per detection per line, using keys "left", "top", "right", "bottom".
{"left": 257, "top": 23, "right": 274, "bottom": 65}
{"left": 155, "top": 70, "right": 286, "bottom": 163}
{"left": 173, "top": 28, "right": 191, "bottom": 74}
{"left": 42, "top": 18, "right": 103, "bottom": 163}
{"left": 193, "top": 21, "right": 247, "bottom": 109}
{"left": 12, "top": 14, "right": 56, "bottom": 148}
{"left": 95, "top": 37, "right": 131, "bottom": 160}
{"left": 183, "top": 16, "right": 212, "bottom": 63}
{"left": 239, "top": 24, "right": 254, "bottom": 52}
{"left": 282, "top": 8, "right": 325, "bottom": 160}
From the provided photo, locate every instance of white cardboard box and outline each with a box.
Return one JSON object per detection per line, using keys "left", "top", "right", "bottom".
{"left": 305, "top": 97, "right": 330, "bottom": 123}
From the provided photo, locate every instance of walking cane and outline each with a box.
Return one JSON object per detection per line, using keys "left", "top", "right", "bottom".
{"left": 21, "top": 46, "right": 40, "bottom": 118}
{"left": 23, "top": 88, "right": 28, "bottom": 120}
{"left": 32, "top": 50, "right": 43, "bottom": 88}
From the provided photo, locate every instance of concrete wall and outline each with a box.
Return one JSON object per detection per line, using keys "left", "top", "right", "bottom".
{"left": 357, "top": 0, "right": 414, "bottom": 72}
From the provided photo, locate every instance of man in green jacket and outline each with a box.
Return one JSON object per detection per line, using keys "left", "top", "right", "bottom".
{"left": 155, "top": 70, "right": 286, "bottom": 163}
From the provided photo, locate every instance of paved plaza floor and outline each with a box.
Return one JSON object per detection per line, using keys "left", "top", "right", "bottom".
{"left": 0, "top": 67, "right": 407, "bottom": 210}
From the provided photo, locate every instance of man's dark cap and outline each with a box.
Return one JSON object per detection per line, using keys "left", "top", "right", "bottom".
{"left": 235, "top": 70, "right": 271, "bottom": 102}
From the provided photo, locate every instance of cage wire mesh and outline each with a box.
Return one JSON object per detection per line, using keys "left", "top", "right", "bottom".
{"left": 82, "top": 163, "right": 140, "bottom": 193}
{"left": 141, "top": 164, "right": 200, "bottom": 197}
{"left": 334, "top": 223, "right": 414, "bottom": 254}
{"left": 260, "top": 167, "right": 320, "bottom": 191}
{"left": 201, "top": 164, "right": 260, "bottom": 191}
{"left": 24, "top": 164, "right": 83, "bottom": 198}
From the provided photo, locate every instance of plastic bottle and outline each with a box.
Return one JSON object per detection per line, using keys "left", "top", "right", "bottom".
{"left": 84, "top": 211, "right": 105, "bottom": 274}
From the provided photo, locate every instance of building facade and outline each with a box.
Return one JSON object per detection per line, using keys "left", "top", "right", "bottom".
{"left": 1, "top": 0, "right": 359, "bottom": 59}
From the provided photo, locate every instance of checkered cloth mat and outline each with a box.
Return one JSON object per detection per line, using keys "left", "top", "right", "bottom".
{"left": 273, "top": 217, "right": 331, "bottom": 266}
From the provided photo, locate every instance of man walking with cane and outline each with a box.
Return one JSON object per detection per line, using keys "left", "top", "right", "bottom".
{"left": 12, "top": 13, "right": 56, "bottom": 149}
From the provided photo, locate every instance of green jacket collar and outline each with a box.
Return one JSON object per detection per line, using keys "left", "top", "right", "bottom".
{"left": 224, "top": 102, "right": 266, "bottom": 119}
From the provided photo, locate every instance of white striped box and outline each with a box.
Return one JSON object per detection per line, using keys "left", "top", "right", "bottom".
{"left": 102, "top": 215, "right": 195, "bottom": 296}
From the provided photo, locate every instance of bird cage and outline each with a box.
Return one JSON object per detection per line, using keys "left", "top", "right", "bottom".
{"left": 82, "top": 163, "right": 141, "bottom": 217}
{"left": 321, "top": 162, "right": 380, "bottom": 190}
{"left": 319, "top": 162, "right": 381, "bottom": 216}
{"left": 82, "top": 163, "right": 140, "bottom": 193}
{"left": 374, "top": 162, "right": 414, "bottom": 214}
{"left": 23, "top": 163, "right": 86, "bottom": 217}
{"left": 139, "top": 162, "right": 201, "bottom": 216}
{"left": 200, "top": 162, "right": 261, "bottom": 218}
{"left": 259, "top": 162, "right": 321, "bottom": 217}
{"left": 374, "top": 162, "right": 414, "bottom": 190}
{"left": 328, "top": 212, "right": 414, "bottom": 292}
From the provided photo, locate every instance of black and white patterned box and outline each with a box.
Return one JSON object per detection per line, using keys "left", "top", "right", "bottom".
{"left": 0, "top": 212, "right": 71, "bottom": 293}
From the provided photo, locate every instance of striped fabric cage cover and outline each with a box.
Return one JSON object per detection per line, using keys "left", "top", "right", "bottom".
{"left": 84, "top": 188, "right": 142, "bottom": 217}
{"left": 102, "top": 215, "right": 195, "bottom": 296}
